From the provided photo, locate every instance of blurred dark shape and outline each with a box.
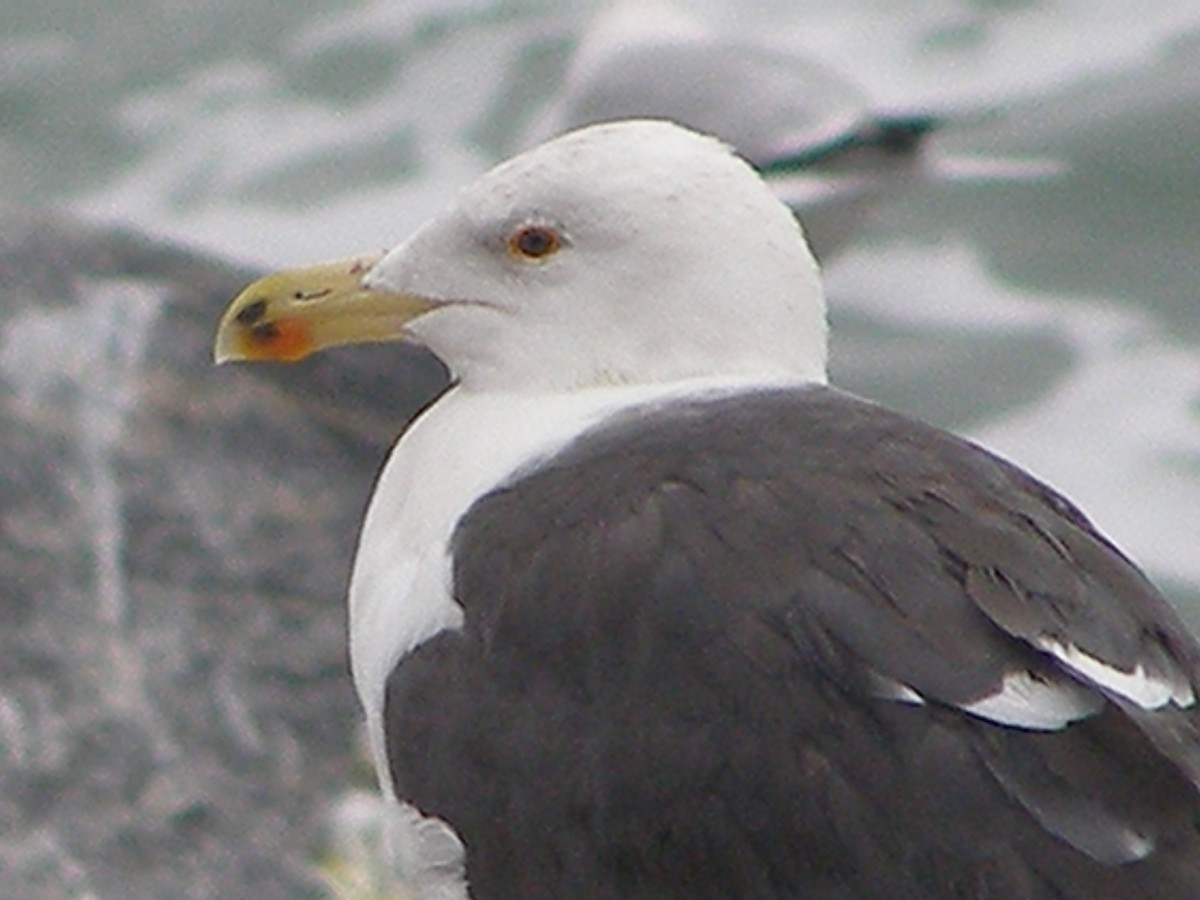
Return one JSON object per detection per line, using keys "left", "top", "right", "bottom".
{"left": 0, "top": 215, "right": 447, "bottom": 898}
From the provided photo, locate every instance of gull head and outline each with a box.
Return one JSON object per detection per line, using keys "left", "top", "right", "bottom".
{"left": 215, "top": 119, "right": 828, "bottom": 393}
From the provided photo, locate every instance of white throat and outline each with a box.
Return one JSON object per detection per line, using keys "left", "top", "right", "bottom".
{"left": 348, "top": 373, "right": 813, "bottom": 795}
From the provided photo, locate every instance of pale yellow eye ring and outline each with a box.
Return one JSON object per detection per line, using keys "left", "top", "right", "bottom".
{"left": 507, "top": 224, "right": 562, "bottom": 261}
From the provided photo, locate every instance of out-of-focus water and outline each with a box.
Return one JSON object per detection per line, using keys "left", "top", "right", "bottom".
{"left": 3, "top": 0, "right": 1198, "bottom": 608}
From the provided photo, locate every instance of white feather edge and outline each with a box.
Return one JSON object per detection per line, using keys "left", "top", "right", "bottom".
{"left": 961, "top": 669, "right": 1104, "bottom": 731}
{"left": 871, "top": 635, "right": 1196, "bottom": 732}
{"left": 869, "top": 668, "right": 1103, "bottom": 731}
{"left": 1036, "top": 637, "right": 1196, "bottom": 710}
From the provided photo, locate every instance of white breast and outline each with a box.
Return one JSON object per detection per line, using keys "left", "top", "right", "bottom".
{"left": 349, "top": 375, "right": 801, "bottom": 796}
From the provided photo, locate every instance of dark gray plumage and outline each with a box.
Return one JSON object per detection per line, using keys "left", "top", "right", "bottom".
{"left": 386, "top": 387, "right": 1200, "bottom": 899}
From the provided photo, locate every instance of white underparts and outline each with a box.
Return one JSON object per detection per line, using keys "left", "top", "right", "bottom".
{"left": 385, "top": 801, "right": 469, "bottom": 900}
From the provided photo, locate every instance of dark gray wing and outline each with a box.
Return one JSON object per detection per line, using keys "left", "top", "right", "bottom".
{"left": 385, "top": 386, "right": 1200, "bottom": 899}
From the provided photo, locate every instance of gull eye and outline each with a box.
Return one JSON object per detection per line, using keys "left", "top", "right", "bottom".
{"left": 507, "top": 224, "right": 562, "bottom": 261}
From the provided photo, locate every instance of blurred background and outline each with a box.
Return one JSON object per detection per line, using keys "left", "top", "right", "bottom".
{"left": 2, "top": 1, "right": 1198, "bottom": 897}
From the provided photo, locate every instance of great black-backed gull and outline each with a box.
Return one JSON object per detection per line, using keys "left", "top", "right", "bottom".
{"left": 215, "top": 120, "right": 1200, "bottom": 899}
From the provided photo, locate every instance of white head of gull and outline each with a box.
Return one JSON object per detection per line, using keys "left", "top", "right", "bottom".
{"left": 364, "top": 119, "right": 828, "bottom": 392}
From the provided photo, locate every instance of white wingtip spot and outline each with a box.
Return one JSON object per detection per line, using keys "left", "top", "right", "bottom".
{"left": 1037, "top": 639, "right": 1195, "bottom": 710}
{"left": 962, "top": 669, "right": 1104, "bottom": 731}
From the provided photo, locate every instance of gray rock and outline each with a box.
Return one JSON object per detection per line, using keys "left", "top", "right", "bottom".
{"left": 0, "top": 216, "right": 448, "bottom": 899}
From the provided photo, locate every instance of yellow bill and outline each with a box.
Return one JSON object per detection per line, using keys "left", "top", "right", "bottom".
{"left": 213, "top": 254, "right": 436, "bottom": 364}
